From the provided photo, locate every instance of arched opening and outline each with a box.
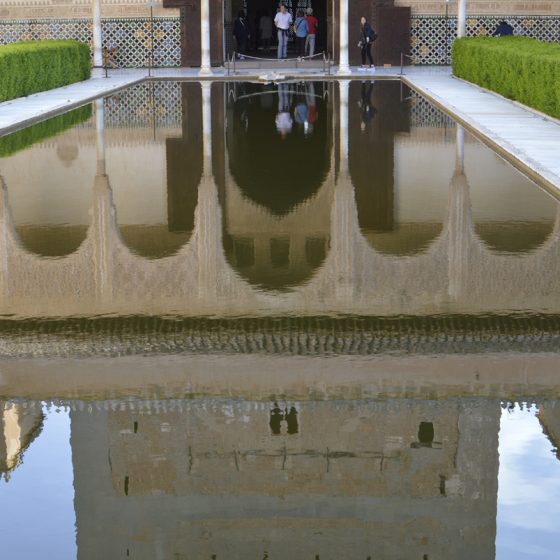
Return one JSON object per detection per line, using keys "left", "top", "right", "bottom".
{"left": 349, "top": 81, "right": 443, "bottom": 256}
{"left": 474, "top": 222, "right": 555, "bottom": 255}
{"left": 117, "top": 83, "right": 201, "bottom": 259}
{"left": 467, "top": 145, "right": 557, "bottom": 255}
{"left": 224, "top": 233, "right": 329, "bottom": 290}
{"left": 227, "top": 81, "right": 332, "bottom": 216}
{"left": 15, "top": 226, "right": 89, "bottom": 258}
{"left": 223, "top": 81, "right": 332, "bottom": 290}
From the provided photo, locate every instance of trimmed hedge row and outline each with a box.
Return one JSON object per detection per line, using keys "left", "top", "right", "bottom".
{"left": 0, "top": 40, "right": 90, "bottom": 103}
{"left": 452, "top": 37, "right": 560, "bottom": 118}
{"left": 0, "top": 105, "right": 92, "bottom": 158}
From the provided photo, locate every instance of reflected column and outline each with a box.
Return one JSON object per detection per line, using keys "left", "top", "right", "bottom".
{"left": 0, "top": 174, "right": 13, "bottom": 305}
{"left": 196, "top": 81, "right": 221, "bottom": 299}
{"left": 447, "top": 125, "right": 472, "bottom": 302}
{"left": 92, "top": 98, "right": 116, "bottom": 303}
{"left": 331, "top": 80, "right": 357, "bottom": 301}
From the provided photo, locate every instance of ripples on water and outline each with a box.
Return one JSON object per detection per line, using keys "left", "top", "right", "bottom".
{"left": 0, "top": 80, "right": 559, "bottom": 559}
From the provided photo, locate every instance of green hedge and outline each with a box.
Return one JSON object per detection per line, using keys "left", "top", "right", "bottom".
{"left": 0, "top": 105, "right": 92, "bottom": 158}
{"left": 452, "top": 37, "right": 560, "bottom": 118}
{"left": 0, "top": 40, "right": 91, "bottom": 103}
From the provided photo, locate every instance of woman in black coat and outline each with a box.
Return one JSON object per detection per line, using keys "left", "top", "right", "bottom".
{"left": 359, "top": 16, "right": 376, "bottom": 68}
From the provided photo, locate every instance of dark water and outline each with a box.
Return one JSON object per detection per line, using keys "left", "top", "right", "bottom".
{"left": 0, "top": 80, "right": 559, "bottom": 559}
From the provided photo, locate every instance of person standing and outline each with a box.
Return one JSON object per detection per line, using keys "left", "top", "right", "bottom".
{"left": 274, "top": 3, "right": 292, "bottom": 60}
{"left": 305, "top": 8, "right": 319, "bottom": 57}
{"left": 294, "top": 10, "right": 308, "bottom": 60}
{"left": 358, "top": 16, "right": 376, "bottom": 70}
{"left": 234, "top": 10, "right": 250, "bottom": 59}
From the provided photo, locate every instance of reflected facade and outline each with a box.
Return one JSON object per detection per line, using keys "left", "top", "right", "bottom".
{"left": 1, "top": 79, "right": 560, "bottom": 559}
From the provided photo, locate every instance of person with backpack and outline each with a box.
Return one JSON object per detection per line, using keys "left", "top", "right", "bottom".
{"left": 293, "top": 10, "right": 309, "bottom": 60}
{"left": 358, "top": 16, "right": 377, "bottom": 70}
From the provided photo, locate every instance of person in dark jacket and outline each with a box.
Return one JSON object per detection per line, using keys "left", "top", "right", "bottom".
{"left": 492, "top": 20, "right": 514, "bottom": 37}
{"left": 359, "top": 16, "right": 376, "bottom": 70}
{"left": 234, "top": 10, "right": 250, "bottom": 58}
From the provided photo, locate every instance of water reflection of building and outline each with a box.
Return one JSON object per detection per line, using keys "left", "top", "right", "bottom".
{"left": 0, "top": 81, "right": 559, "bottom": 317}
{"left": 0, "top": 402, "right": 43, "bottom": 480}
{"left": 70, "top": 397, "right": 499, "bottom": 559}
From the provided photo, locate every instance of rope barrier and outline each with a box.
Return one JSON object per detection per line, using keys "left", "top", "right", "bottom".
{"left": 234, "top": 51, "right": 326, "bottom": 62}
{"left": 227, "top": 51, "right": 331, "bottom": 76}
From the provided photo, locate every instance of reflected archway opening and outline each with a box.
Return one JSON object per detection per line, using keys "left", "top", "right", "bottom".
{"left": 14, "top": 225, "right": 88, "bottom": 258}
{"left": 349, "top": 81, "right": 444, "bottom": 256}
{"left": 119, "top": 83, "right": 202, "bottom": 259}
{"left": 224, "top": 234, "right": 329, "bottom": 291}
{"left": 475, "top": 222, "right": 555, "bottom": 255}
{"left": 227, "top": 81, "right": 332, "bottom": 216}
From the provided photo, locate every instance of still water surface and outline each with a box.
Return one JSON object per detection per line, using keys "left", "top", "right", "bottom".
{"left": 0, "top": 80, "right": 559, "bottom": 559}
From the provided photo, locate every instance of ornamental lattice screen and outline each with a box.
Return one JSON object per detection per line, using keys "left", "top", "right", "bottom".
{"left": 0, "top": 14, "right": 559, "bottom": 68}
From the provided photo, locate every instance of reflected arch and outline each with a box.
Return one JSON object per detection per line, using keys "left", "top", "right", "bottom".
{"left": 474, "top": 222, "right": 555, "bottom": 255}
{"left": 226, "top": 81, "right": 333, "bottom": 216}
{"left": 14, "top": 225, "right": 89, "bottom": 258}
{"left": 349, "top": 81, "right": 444, "bottom": 256}
{"left": 117, "top": 83, "right": 202, "bottom": 259}
{"left": 222, "top": 81, "right": 333, "bottom": 290}
{"left": 224, "top": 232, "right": 330, "bottom": 291}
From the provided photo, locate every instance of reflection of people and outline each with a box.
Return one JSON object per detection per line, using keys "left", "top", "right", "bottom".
{"left": 285, "top": 407, "right": 299, "bottom": 435}
{"left": 305, "top": 82, "right": 318, "bottom": 127}
{"left": 234, "top": 10, "right": 250, "bottom": 58}
{"left": 269, "top": 404, "right": 299, "bottom": 435}
{"left": 492, "top": 20, "right": 514, "bottom": 36}
{"left": 276, "top": 83, "right": 293, "bottom": 136}
{"left": 305, "top": 8, "right": 319, "bottom": 57}
{"left": 259, "top": 11, "right": 273, "bottom": 51}
{"left": 269, "top": 403, "right": 283, "bottom": 435}
{"left": 358, "top": 16, "right": 376, "bottom": 70}
{"left": 359, "top": 81, "right": 377, "bottom": 131}
{"left": 294, "top": 99, "right": 309, "bottom": 134}
{"left": 274, "top": 3, "right": 292, "bottom": 60}
{"left": 294, "top": 10, "right": 308, "bottom": 60}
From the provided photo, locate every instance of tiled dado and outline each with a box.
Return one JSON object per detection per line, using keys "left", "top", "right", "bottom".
{"left": 411, "top": 14, "right": 560, "bottom": 64}
{"left": 1, "top": 15, "right": 559, "bottom": 68}
{"left": 0, "top": 17, "right": 181, "bottom": 68}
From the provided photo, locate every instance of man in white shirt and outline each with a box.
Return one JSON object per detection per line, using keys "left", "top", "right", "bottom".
{"left": 274, "top": 4, "right": 292, "bottom": 60}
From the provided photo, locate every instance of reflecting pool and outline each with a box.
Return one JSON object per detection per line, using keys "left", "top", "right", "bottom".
{"left": 0, "top": 80, "right": 559, "bottom": 559}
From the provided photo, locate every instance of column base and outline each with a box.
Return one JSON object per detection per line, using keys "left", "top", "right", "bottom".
{"left": 199, "top": 66, "right": 214, "bottom": 77}
{"left": 337, "top": 65, "right": 352, "bottom": 75}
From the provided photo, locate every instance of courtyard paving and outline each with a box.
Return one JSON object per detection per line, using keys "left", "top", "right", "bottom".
{"left": 0, "top": 65, "right": 559, "bottom": 195}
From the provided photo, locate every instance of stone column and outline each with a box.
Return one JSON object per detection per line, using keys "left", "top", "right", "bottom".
{"left": 337, "top": 0, "right": 350, "bottom": 74}
{"left": 92, "top": 0, "right": 103, "bottom": 68}
{"left": 457, "top": 0, "right": 467, "bottom": 38}
{"left": 199, "top": 0, "right": 213, "bottom": 75}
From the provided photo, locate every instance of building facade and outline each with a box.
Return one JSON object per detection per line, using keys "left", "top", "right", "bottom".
{"left": 1, "top": 0, "right": 559, "bottom": 66}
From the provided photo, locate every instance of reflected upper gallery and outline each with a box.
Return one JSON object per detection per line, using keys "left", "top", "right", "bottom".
{"left": 0, "top": 81, "right": 558, "bottom": 319}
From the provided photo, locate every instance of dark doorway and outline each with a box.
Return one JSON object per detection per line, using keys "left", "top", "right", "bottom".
{"left": 228, "top": 1, "right": 328, "bottom": 59}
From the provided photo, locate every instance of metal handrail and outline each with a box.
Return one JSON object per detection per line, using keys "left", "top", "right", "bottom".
{"left": 400, "top": 52, "right": 415, "bottom": 75}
